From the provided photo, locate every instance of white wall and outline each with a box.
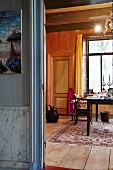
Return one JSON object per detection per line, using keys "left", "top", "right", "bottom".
{"left": 0, "top": 0, "right": 30, "bottom": 106}
{"left": 0, "top": 0, "right": 30, "bottom": 169}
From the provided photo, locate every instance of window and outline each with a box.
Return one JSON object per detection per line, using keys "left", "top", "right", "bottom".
{"left": 88, "top": 39, "right": 113, "bottom": 93}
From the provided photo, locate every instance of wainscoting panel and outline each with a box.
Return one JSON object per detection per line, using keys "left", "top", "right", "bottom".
{"left": 54, "top": 60, "right": 69, "bottom": 93}
{"left": 55, "top": 97, "right": 67, "bottom": 109}
{"left": 0, "top": 106, "right": 29, "bottom": 169}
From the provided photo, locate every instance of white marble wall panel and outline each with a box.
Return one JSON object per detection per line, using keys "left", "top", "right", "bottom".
{"left": 26, "top": 109, "right": 30, "bottom": 162}
{"left": 0, "top": 111, "right": 12, "bottom": 160}
{"left": 11, "top": 108, "right": 27, "bottom": 161}
{"left": 0, "top": 106, "right": 30, "bottom": 168}
{"left": 0, "top": 160, "right": 29, "bottom": 169}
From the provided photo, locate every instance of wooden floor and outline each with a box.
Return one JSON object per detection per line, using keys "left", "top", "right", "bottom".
{"left": 45, "top": 116, "right": 113, "bottom": 170}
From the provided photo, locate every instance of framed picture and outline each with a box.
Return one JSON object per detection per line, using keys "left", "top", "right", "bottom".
{"left": 0, "top": 10, "right": 22, "bottom": 74}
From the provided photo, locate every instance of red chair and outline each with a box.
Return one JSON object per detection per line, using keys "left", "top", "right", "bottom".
{"left": 67, "top": 88, "right": 74, "bottom": 116}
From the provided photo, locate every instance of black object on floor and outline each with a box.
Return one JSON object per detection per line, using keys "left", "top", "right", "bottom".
{"left": 100, "top": 111, "right": 110, "bottom": 123}
{"left": 46, "top": 105, "right": 59, "bottom": 123}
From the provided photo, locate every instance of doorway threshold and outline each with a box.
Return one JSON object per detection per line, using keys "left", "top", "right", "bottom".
{"left": 43, "top": 165, "right": 81, "bottom": 170}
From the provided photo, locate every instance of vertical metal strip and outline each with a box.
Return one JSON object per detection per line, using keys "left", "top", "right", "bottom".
{"left": 40, "top": 1, "right": 45, "bottom": 169}
{"left": 31, "top": 0, "right": 34, "bottom": 166}
{"left": 30, "top": 0, "right": 44, "bottom": 169}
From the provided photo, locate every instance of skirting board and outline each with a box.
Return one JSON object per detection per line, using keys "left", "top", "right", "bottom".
{"left": 0, "top": 160, "right": 29, "bottom": 170}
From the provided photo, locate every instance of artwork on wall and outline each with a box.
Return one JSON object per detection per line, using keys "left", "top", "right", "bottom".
{"left": 0, "top": 10, "right": 22, "bottom": 74}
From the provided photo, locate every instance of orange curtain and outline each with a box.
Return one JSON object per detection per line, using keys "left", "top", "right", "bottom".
{"left": 75, "top": 34, "right": 83, "bottom": 96}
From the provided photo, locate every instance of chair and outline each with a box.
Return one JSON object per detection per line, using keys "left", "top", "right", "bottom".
{"left": 67, "top": 88, "right": 74, "bottom": 116}
{"left": 73, "top": 95, "right": 92, "bottom": 125}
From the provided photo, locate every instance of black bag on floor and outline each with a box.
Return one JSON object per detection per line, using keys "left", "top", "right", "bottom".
{"left": 46, "top": 105, "right": 59, "bottom": 123}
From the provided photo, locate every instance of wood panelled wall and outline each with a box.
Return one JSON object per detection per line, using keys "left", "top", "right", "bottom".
{"left": 46, "top": 31, "right": 77, "bottom": 54}
{"left": 46, "top": 31, "right": 113, "bottom": 115}
{"left": 46, "top": 31, "right": 77, "bottom": 114}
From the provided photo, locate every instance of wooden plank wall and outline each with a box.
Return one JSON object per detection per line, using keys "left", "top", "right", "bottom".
{"left": 46, "top": 31, "right": 77, "bottom": 111}
{"left": 93, "top": 105, "right": 113, "bottom": 115}
{"left": 46, "top": 31, "right": 77, "bottom": 54}
{"left": 46, "top": 31, "right": 113, "bottom": 115}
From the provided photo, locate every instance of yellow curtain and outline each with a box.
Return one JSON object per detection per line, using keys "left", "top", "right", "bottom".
{"left": 75, "top": 34, "right": 83, "bottom": 97}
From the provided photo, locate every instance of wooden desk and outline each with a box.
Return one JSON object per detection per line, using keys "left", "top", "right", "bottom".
{"left": 76, "top": 97, "right": 113, "bottom": 136}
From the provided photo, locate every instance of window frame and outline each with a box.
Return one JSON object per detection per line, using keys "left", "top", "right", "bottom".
{"left": 87, "top": 38, "right": 113, "bottom": 93}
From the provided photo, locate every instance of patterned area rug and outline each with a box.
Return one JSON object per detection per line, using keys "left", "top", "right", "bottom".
{"left": 47, "top": 119, "right": 113, "bottom": 147}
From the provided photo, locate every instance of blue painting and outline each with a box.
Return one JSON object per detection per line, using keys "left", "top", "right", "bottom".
{"left": 0, "top": 10, "right": 21, "bottom": 73}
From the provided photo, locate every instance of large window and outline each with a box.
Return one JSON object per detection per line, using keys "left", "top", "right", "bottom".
{"left": 88, "top": 39, "right": 113, "bottom": 93}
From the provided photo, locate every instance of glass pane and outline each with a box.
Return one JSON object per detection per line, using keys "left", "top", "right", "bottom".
{"left": 89, "top": 39, "right": 113, "bottom": 54}
{"left": 89, "top": 55, "right": 101, "bottom": 92}
{"left": 102, "top": 55, "right": 113, "bottom": 90}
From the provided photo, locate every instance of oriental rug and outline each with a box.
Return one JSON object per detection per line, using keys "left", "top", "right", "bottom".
{"left": 47, "top": 119, "right": 113, "bottom": 147}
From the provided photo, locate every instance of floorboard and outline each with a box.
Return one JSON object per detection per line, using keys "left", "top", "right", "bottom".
{"left": 45, "top": 116, "right": 112, "bottom": 170}
{"left": 46, "top": 143, "right": 56, "bottom": 155}
{"left": 46, "top": 144, "right": 72, "bottom": 166}
{"left": 109, "top": 148, "right": 113, "bottom": 170}
{"left": 59, "top": 145, "right": 91, "bottom": 170}
{"left": 84, "top": 146, "right": 110, "bottom": 170}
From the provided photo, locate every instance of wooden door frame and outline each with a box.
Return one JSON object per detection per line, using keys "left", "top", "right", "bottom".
{"left": 46, "top": 52, "right": 75, "bottom": 106}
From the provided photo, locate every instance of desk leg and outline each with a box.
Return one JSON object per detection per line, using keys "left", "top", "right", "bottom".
{"left": 87, "top": 101, "right": 90, "bottom": 136}
{"left": 96, "top": 104, "right": 98, "bottom": 121}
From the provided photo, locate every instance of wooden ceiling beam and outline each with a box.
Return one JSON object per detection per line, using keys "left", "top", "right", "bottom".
{"left": 45, "top": 2, "right": 112, "bottom": 35}
{"left": 46, "top": 7, "right": 110, "bottom": 26}
{"left": 46, "top": 18, "right": 106, "bottom": 26}
{"left": 46, "top": 21, "right": 102, "bottom": 32}
{"left": 46, "top": 21, "right": 112, "bottom": 33}
{"left": 45, "top": 2, "right": 112, "bottom": 14}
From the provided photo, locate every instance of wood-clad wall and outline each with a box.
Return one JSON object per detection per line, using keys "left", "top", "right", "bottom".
{"left": 46, "top": 31, "right": 77, "bottom": 114}
{"left": 46, "top": 31, "right": 77, "bottom": 54}
{"left": 46, "top": 31, "right": 113, "bottom": 115}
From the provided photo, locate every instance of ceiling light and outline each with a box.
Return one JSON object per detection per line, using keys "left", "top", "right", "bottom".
{"left": 94, "top": 25, "right": 102, "bottom": 32}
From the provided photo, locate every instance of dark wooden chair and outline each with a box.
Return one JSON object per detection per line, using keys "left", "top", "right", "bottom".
{"left": 73, "top": 96, "right": 92, "bottom": 125}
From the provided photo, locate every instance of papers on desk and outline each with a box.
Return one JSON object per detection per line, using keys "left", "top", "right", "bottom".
{"left": 87, "top": 95, "right": 100, "bottom": 99}
{"left": 87, "top": 95, "right": 113, "bottom": 99}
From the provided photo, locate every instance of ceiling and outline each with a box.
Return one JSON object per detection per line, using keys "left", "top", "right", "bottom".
{"left": 45, "top": 0, "right": 112, "bottom": 34}
{"left": 45, "top": 0, "right": 111, "bottom": 9}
